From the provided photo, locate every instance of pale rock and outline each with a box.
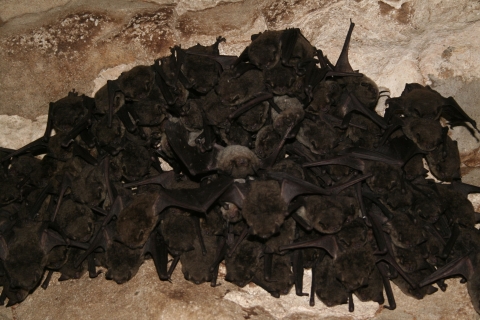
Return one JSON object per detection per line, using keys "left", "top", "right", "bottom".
{"left": 0, "top": 1, "right": 480, "bottom": 319}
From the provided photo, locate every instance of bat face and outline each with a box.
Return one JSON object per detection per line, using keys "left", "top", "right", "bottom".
{"left": 160, "top": 208, "right": 196, "bottom": 253}
{"left": 306, "top": 80, "right": 342, "bottom": 114}
{"left": 116, "top": 193, "right": 159, "bottom": 249}
{"left": 272, "top": 102, "right": 304, "bottom": 136}
{"left": 264, "top": 63, "right": 300, "bottom": 96}
{"left": 383, "top": 212, "right": 426, "bottom": 249}
{"left": 255, "top": 125, "right": 283, "bottom": 160}
{"left": 2, "top": 222, "right": 50, "bottom": 291}
{"left": 365, "top": 161, "right": 402, "bottom": 195}
{"left": 241, "top": 180, "right": 288, "bottom": 239}
{"left": 92, "top": 114, "right": 126, "bottom": 151}
{"left": 104, "top": 240, "right": 144, "bottom": 284}
{"left": 339, "top": 75, "right": 379, "bottom": 110}
{"left": 180, "top": 46, "right": 223, "bottom": 94}
{"left": 180, "top": 227, "right": 218, "bottom": 284}
{"left": 113, "top": 141, "right": 151, "bottom": 182}
{"left": 402, "top": 117, "right": 443, "bottom": 152}
{"left": 50, "top": 93, "right": 88, "bottom": 134}
{"left": 55, "top": 198, "right": 95, "bottom": 242}
{"left": 71, "top": 165, "right": 107, "bottom": 207}
{"left": 0, "top": 178, "right": 21, "bottom": 206}
{"left": 426, "top": 136, "right": 461, "bottom": 182}
{"left": 237, "top": 101, "right": 270, "bottom": 133}
{"left": 303, "top": 195, "right": 355, "bottom": 234}
{"left": 216, "top": 69, "right": 265, "bottom": 106}
{"left": 354, "top": 266, "right": 384, "bottom": 304}
{"left": 247, "top": 30, "right": 282, "bottom": 70}
{"left": 334, "top": 245, "right": 375, "bottom": 292}
{"left": 297, "top": 118, "right": 339, "bottom": 155}
{"left": 253, "top": 254, "right": 294, "bottom": 297}
{"left": 179, "top": 99, "right": 204, "bottom": 132}
{"left": 116, "top": 66, "right": 155, "bottom": 100}
{"left": 314, "top": 255, "right": 349, "bottom": 307}
{"left": 217, "top": 145, "right": 259, "bottom": 179}
{"left": 225, "top": 238, "right": 262, "bottom": 287}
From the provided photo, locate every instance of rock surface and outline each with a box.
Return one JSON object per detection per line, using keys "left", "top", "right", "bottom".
{"left": 1, "top": 0, "right": 480, "bottom": 319}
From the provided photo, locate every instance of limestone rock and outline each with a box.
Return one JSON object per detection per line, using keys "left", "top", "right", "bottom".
{"left": 1, "top": 1, "right": 480, "bottom": 319}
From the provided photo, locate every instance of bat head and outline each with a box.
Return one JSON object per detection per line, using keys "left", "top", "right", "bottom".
{"left": 237, "top": 101, "right": 269, "bottom": 132}
{"left": 242, "top": 180, "right": 288, "bottom": 239}
{"left": 403, "top": 117, "right": 443, "bottom": 152}
{"left": 2, "top": 223, "right": 49, "bottom": 290}
{"left": 116, "top": 194, "right": 159, "bottom": 249}
{"left": 217, "top": 145, "right": 259, "bottom": 179}
{"left": 51, "top": 93, "right": 88, "bottom": 134}
{"left": 248, "top": 30, "right": 282, "bottom": 70}
{"left": 56, "top": 198, "right": 94, "bottom": 242}
{"left": 105, "top": 241, "right": 142, "bottom": 284}
{"left": 117, "top": 65, "right": 154, "bottom": 100}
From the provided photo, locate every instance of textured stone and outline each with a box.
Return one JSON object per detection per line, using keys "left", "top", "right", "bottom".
{"left": 1, "top": 0, "right": 480, "bottom": 319}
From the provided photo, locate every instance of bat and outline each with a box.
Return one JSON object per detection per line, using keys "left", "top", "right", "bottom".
{"left": 386, "top": 83, "right": 480, "bottom": 135}
{"left": 0, "top": 221, "right": 88, "bottom": 291}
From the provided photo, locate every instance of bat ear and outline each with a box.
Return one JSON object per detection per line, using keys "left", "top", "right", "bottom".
{"left": 0, "top": 235, "right": 8, "bottom": 260}
{"left": 251, "top": 32, "right": 261, "bottom": 41}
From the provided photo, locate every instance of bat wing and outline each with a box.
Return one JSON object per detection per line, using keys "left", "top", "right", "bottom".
{"left": 218, "top": 181, "right": 248, "bottom": 209}
{"left": 143, "top": 229, "right": 170, "bottom": 281}
{"left": 388, "top": 136, "right": 427, "bottom": 164}
{"left": 228, "top": 92, "right": 273, "bottom": 120}
{"left": 40, "top": 228, "right": 90, "bottom": 254}
{"left": 1, "top": 137, "right": 48, "bottom": 162}
{"left": 74, "top": 225, "right": 113, "bottom": 268}
{"left": 303, "top": 155, "right": 365, "bottom": 172}
{"left": 441, "top": 96, "right": 480, "bottom": 133}
{"left": 334, "top": 20, "right": 355, "bottom": 73}
{"left": 450, "top": 181, "right": 480, "bottom": 197}
{"left": 420, "top": 254, "right": 475, "bottom": 287}
{"left": 342, "top": 92, "right": 388, "bottom": 129}
{"left": 165, "top": 120, "right": 219, "bottom": 176}
{"left": 73, "top": 198, "right": 123, "bottom": 267}
{"left": 124, "top": 171, "right": 176, "bottom": 189}
{"left": 280, "top": 28, "right": 300, "bottom": 64}
{"left": 190, "top": 53, "right": 238, "bottom": 71}
{"left": 269, "top": 171, "right": 371, "bottom": 204}
{"left": 279, "top": 234, "right": 339, "bottom": 260}
{"left": 340, "top": 147, "right": 403, "bottom": 166}
{"left": 0, "top": 235, "right": 8, "bottom": 260}
{"left": 153, "top": 175, "right": 234, "bottom": 214}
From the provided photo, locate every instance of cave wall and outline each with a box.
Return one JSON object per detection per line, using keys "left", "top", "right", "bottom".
{"left": 1, "top": 1, "right": 480, "bottom": 319}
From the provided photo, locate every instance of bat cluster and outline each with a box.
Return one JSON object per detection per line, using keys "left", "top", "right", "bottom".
{"left": 1, "top": 20, "right": 480, "bottom": 313}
